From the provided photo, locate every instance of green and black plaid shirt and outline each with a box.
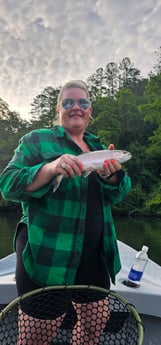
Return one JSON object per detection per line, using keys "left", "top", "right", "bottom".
{"left": 0, "top": 126, "right": 131, "bottom": 286}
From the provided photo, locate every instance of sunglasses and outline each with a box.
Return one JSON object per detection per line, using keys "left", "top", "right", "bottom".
{"left": 62, "top": 98, "right": 91, "bottom": 110}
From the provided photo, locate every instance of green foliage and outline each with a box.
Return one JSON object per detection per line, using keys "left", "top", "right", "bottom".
{"left": 145, "top": 183, "right": 161, "bottom": 217}
{"left": 88, "top": 97, "right": 120, "bottom": 146}
{"left": 141, "top": 73, "right": 161, "bottom": 124}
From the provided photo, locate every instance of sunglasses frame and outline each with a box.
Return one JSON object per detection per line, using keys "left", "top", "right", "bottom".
{"left": 62, "top": 98, "right": 91, "bottom": 110}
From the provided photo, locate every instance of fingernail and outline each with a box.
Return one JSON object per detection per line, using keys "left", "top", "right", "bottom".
{"left": 111, "top": 159, "right": 115, "bottom": 164}
{"left": 78, "top": 172, "right": 81, "bottom": 176}
{"left": 103, "top": 160, "right": 108, "bottom": 168}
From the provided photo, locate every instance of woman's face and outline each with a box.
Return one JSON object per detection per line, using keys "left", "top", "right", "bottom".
{"left": 57, "top": 87, "right": 92, "bottom": 134}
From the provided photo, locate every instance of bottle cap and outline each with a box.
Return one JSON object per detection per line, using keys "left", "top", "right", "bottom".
{"left": 142, "top": 245, "right": 149, "bottom": 253}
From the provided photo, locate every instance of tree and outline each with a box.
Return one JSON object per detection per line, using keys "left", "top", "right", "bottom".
{"left": 115, "top": 88, "right": 144, "bottom": 147}
{"left": 0, "top": 98, "right": 28, "bottom": 139}
{"left": 104, "top": 62, "right": 119, "bottom": 97}
{"left": 88, "top": 97, "right": 120, "bottom": 146}
{"left": 30, "top": 86, "right": 61, "bottom": 127}
{"left": 141, "top": 73, "right": 161, "bottom": 157}
{"left": 153, "top": 46, "right": 161, "bottom": 75}
{"left": 87, "top": 68, "right": 107, "bottom": 100}
{"left": 119, "top": 57, "right": 141, "bottom": 88}
{"left": 0, "top": 97, "right": 9, "bottom": 117}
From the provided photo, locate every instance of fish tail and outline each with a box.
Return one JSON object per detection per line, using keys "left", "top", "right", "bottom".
{"left": 52, "top": 175, "right": 63, "bottom": 192}
{"left": 84, "top": 171, "right": 92, "bottom": 177}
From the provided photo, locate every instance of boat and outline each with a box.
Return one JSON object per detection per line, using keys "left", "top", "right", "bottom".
{"left": 0, "top": 241, "right": 161, "bottom": 344}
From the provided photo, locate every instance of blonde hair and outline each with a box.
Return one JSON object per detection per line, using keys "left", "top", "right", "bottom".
{"left": 57, "top": 80, "right": 90, "bottom": 107}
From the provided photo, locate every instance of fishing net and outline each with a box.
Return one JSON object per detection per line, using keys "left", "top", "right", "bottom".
{"left": 0, "top": 285, "right": 144, "bottom": 345}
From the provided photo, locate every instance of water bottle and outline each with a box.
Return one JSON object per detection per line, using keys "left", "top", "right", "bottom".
{"left": 127, "top": 245, "right": 149, "bottom": 287}
{"left": 123, "top": 245, "right": 149, "bottom": 288}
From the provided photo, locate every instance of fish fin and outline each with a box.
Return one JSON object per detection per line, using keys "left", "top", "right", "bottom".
{"left": 52, "top": 175, "right": 63, "bottom": 192}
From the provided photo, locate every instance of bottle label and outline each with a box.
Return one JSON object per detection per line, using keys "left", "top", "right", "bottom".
{"left": 128, "top": 268, "right": 143, "bottom": 282}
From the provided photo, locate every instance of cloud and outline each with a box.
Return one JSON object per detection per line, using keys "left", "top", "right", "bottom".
{"left": 0, "top": 0, "right": 161, "bottom": 119}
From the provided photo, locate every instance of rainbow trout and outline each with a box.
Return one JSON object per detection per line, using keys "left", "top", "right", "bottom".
{"left": 53, "top": 149, "right": 131, "bottom": 192}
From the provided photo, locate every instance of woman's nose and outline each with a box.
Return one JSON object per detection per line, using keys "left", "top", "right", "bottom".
{"left": 72, "top": 100, "right": 80, "bottom": 108}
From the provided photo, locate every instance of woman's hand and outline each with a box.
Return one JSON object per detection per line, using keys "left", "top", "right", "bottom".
{"left": 101, "top": 159, "right": 122, "bottom": 178}
{"left": 98, "top": 143, "right": 122, "bottom": 184}
{"left": 26, "top": 154, "right": 84, "bottom": 192}
{"left": 47, "top": 154, "right": 84, "bottom": 179}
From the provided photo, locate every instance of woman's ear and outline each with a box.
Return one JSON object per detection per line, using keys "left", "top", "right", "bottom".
{"left": 56, "top": 105, "right": 59, "bottom": 114}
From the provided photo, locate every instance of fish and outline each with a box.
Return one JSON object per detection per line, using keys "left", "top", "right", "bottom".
{"left": 77, "top": 149, "right": 132, "bottom": 172}
{"left": 52, "top": 149, "right": 132, "bottom": 192}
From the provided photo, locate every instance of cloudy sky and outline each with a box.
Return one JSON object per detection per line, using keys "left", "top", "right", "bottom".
{"left": 0, "top": 0, "right": 161, "bottom": 120}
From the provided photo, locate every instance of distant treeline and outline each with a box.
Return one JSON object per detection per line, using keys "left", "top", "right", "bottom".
{"left": 0, "top": 50, "right": 161, "bottom": 217}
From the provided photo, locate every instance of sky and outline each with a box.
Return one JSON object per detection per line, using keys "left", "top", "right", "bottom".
{"left": 0, "top": 0, "right": 161, "bottom": 120}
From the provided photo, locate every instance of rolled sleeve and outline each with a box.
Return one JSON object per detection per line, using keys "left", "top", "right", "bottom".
{"left": 97, "top": 173, "right": 131, "bottom": 204}
{"left": 0, "top": 162, "right": 52, "bottom": 202}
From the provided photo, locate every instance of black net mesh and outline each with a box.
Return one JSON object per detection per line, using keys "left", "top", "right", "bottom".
{"left": 0, "top": 286, "right": 143, "bottom": 345}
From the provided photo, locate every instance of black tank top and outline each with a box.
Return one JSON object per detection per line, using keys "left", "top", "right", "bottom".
{"left": 80, "top": 172, "right": 103, "bottom": 263}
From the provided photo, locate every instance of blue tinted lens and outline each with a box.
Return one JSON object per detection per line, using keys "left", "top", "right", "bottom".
{"left": 62, "top": 99, "right": 74, "bottom": 109}
{"left": 62, "top": 98, "right": 90, "bottom": 110}
{"left": 78, "top": 99, "right": 90, "bottom": 109}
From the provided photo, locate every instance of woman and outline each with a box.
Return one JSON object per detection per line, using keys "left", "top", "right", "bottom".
{"left": 0, "top": 80, "right": 131, "bottom": 344}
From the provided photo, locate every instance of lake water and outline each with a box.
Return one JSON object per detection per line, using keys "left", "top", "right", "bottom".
{"left": 0, "top": 211, "right": 161, "bottom": 266}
